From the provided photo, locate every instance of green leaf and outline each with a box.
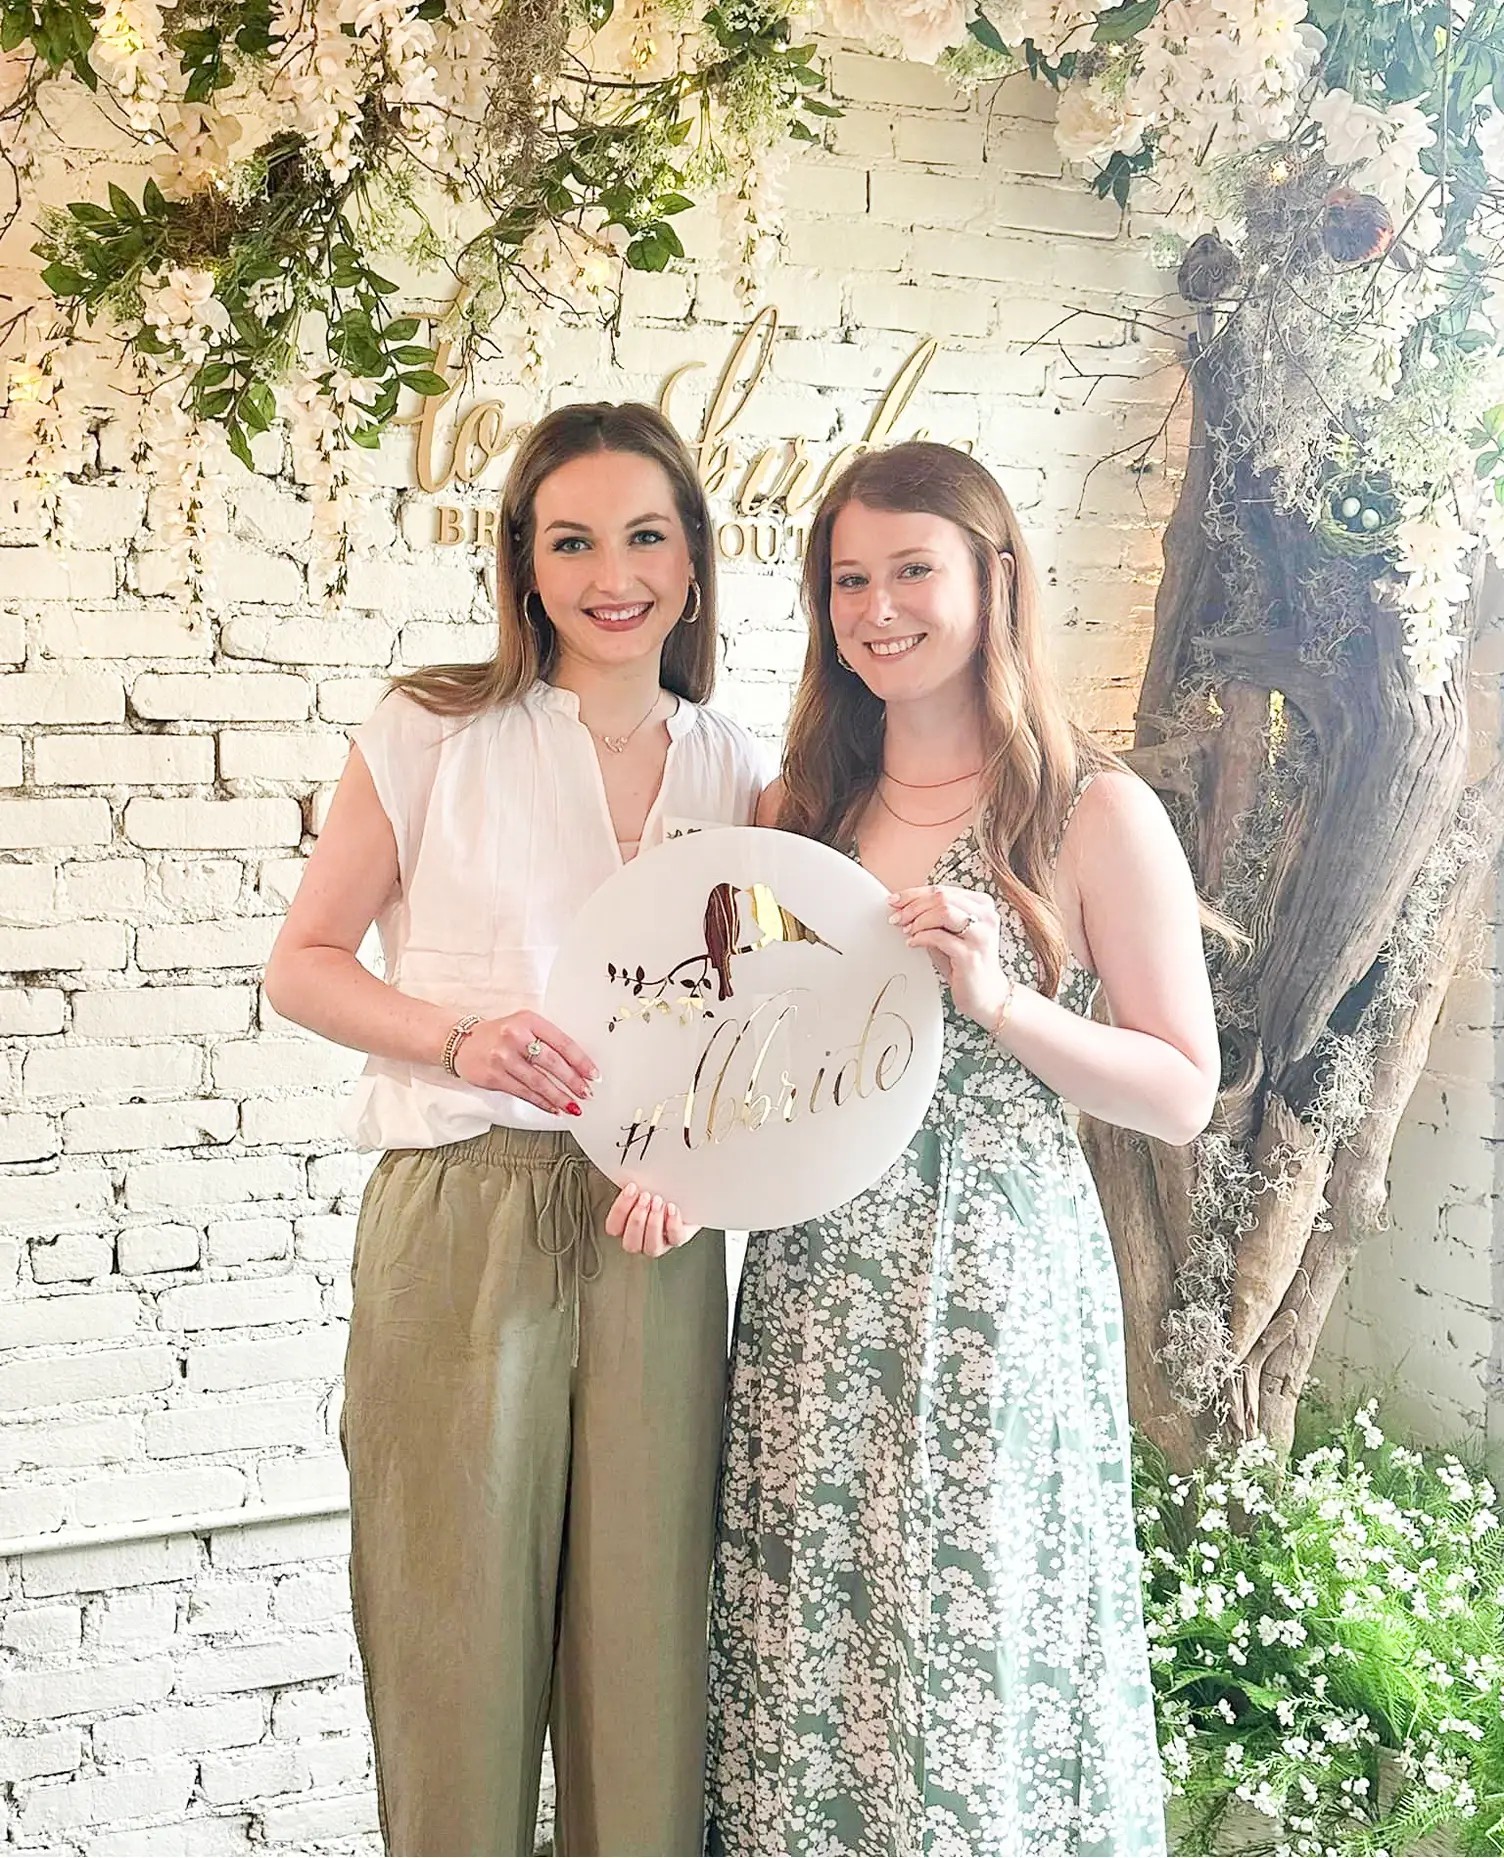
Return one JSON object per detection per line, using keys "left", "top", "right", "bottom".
{"left": 627, "top": 228, "right": 670, "bottom": 272}
{"left": 244, "top": 380, "right": 276, "bottom": 425}
{"left": 397, "top": 370, "right": 450, "bottom": 396}
{"left": 788, "top": 118, "right": 817, "bottom": 142}
{"left": 384, "top": 316, "right": 422, "bottom": 342}
{"left": 66, "top": 201, "right": 115, "bottom": 227}
{"left": 107, "top": 181, "right": 137, "bottom": 220}
{"left": 40, "top": 260, "right": 87, "bottom": 296}
{"left": 349, "top": 424, "right": 383, "bottom": 447}
{"left": 0, "top": 12, "right": 27, "bottom": 51}
{"left": 226, "top": 422, "right": 254, "bottom": 470}
{"left": 657, "top": 192, "right": 694, "bottom": 215}
{"left": 142, "top": 178, "right": 168, "bottom": 218}
{"left": 390, "top": 344, "right": 435, "bottom": 365}
{"left": 967, "top": 13, "right": 1007, "bottom": 52}
{"left": 801, "top": 96, "right": 841, "bottom": 116}
{"left": 1091, "top": 0, "right": 1157, "bottom": 42}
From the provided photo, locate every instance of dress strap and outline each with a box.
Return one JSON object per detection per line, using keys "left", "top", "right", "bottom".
{"left": 1052, "top": 769, "right": 1100, "bottom": 864}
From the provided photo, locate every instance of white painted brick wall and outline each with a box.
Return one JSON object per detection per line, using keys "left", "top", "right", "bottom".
{"left": 11, "top": 32, "right": 1484, "bottom": 1857}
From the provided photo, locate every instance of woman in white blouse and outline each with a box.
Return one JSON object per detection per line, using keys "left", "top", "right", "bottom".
{"left": 265, "top": 403, "right": 765, "bottom": 1858}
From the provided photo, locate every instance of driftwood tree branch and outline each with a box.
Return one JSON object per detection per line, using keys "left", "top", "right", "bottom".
{"left": 1084, "top": 340, "right": 1502, "bottom": 1467}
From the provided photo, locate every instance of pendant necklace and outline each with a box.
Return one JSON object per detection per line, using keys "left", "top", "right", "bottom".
{"left": 592, "top": 693, "right": 661, "bottom": 755}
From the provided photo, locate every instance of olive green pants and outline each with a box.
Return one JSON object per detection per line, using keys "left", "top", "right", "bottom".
{"left": 343, "top": 1128, "right": 728, "bottom": 1857}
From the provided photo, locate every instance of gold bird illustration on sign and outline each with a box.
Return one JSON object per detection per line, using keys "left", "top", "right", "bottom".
{"left": 702, "top": 881, "right": 840, "bottom": 1000}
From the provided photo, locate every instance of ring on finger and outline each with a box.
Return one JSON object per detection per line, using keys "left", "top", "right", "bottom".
{"left": 524, "top": 1036, "right": 544, "bottom": 1063}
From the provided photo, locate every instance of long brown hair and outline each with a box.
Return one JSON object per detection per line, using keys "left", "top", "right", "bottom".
{"left": 781, "top": 440, "right": 1119, "bottom": 997}
{"left": 393, "top": 401, "right": 718, "bottom": 714}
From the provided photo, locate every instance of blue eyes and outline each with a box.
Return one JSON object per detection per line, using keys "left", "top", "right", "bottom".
{"left": 551, "top": 529, "right": 666, "bottom": 554}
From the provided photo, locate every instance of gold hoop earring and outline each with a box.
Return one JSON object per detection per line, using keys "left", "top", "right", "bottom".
{"left": 524, "top": 590, "right": 550, "bottom": 629}
{"left": 680, "top": 580, "right": 701, "bottom": 625}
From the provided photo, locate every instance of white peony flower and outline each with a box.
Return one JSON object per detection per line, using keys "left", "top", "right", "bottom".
{"left": 815, "top": 0, "right": 877, "bottom": 40}
{"left": 865, "top": 0, "right": 969, "bottom": 63}
{"left": 1054, "top": 73, "right": 1147, "bottom": 164}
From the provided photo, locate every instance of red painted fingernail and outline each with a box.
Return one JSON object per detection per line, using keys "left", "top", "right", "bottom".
{"left": 565, "top": 1102, "right": 582, "bottom": 1117}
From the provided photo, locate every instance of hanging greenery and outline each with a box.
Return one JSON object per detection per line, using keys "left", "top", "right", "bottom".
{"left": 4, "top": 0, "right": 1504, "bottom": 671}
{"left": 1, "top": 0, "right": 826, "bottom": 594}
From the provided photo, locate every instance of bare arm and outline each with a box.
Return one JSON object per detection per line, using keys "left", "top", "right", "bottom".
{"left": 896, "top": 772, "right": 1220, "bottom": 1146}
{"left": 755, "top": 777, "right": 786, "bottom": 828}
{"left": 264, "top": 746, "right": 595, "bottom": 1112}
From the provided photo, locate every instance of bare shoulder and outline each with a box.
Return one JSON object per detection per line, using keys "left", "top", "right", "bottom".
{"left": 755, "top": 776, "right": 788, "bottom": 829}
{"left": 1063, "top": 767, "right": 1181, "bottom": 863}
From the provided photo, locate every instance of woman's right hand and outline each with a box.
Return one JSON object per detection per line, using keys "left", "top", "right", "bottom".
{"left": 453, "top": 1012, "right": 599, "bottom": 1116}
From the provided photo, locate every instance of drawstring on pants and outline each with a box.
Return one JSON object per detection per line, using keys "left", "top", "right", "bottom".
{"left": 536, "top": 1152, "right": 602, "bottom": 1366}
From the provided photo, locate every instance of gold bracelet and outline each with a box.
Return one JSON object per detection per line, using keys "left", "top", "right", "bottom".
{"left": 441, "top": 1014, "right": 481, "bottom": 1076}
{"left": 989, "top": 975, "right": 1018, "bottom": 1042}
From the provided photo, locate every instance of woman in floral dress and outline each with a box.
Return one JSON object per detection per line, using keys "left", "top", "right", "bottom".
{"left": 707, "top": 443, "right": 1221, "bottom": 1857}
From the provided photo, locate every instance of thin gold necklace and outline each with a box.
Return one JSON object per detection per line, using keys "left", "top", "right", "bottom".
{"left": 590, "top": 692, "right": 661, "bottom": 755}
{"left": 875, "top": 786, "right": 974, "bottom": 829}
{"left": 883, "top": 766, "right": 982, "bottom": 790}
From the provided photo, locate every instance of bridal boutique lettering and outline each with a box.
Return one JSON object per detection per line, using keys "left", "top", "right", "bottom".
{"left": 416, "top": 306, "right": 949, "bottom": 560}
{"left": 616, "top": 976, "right": 919, "bottom": 1168}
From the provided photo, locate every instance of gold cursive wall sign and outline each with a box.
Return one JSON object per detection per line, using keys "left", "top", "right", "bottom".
{"left": 615, "top": 974, "right": 918, "bottom": 1167}
{"left": 410, "top": 307, "right": 953, "bottom": 561}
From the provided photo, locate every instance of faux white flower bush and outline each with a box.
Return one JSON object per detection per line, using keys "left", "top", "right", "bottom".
{"left": 1136, "top": 1402, "right": 1504, "bottom": 1856}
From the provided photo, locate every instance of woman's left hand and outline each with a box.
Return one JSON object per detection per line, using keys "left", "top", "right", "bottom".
{"left": 890, "top": 883, "right": 1010, "bottom": 1030}
{"left": 605, "top": 1182, "right": 701, "bottom": 1259}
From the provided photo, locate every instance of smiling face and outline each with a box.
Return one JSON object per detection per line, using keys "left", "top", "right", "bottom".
{"left": 529, "top": 448, "right": 695, "bottom": 677}
{"left": 827, "top": 500, "right": 985, "bottom": 704}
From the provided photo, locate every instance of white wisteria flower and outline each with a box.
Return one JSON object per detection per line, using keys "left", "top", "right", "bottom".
{"left": 1390, "top": 498, "right": 1473, "bottom": 694}
{"left": 150, "top": 104, "right": 244, "bottom": 199}
{"left": 271, "top": 0, "right": 365, "bottom": 184}
{"left": 1124, "top": 0, "right": 1317, "bottom": 234}
{"left": 142, "top": 267, "right": 230, "bottom": 367}
{"left": 140, "top": 375, "right": 228, "bottom": 605}
{"left": 989, "top": 0, "right": 1110, "bottom": 63}
{"left": 92, "top": 0, "right": 171, "bottom": 130}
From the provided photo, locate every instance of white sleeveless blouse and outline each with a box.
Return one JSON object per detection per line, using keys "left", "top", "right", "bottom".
{"left": 344, "top": 682, "right": 768, "bottom": 1151}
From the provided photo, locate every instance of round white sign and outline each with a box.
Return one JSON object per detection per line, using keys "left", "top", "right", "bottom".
{"left": 544, "top": 826, "right": 944, "bottom": 1231}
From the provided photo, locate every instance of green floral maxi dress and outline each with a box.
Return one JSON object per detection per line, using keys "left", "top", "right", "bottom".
{"left": 707, "top": 820, "right": 1168, "bottom": 1858}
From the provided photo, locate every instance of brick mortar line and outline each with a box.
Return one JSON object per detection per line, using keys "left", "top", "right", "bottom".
{"left": 0, "top": 1494, "right": 346, "bottom": 1560}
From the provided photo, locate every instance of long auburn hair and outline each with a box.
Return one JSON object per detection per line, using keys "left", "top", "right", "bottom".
{"left": 781, "top": 440, "right": 1120, "bottom": 998}
{"left": 393, "top": 401, "right": 718, "bottom": 715}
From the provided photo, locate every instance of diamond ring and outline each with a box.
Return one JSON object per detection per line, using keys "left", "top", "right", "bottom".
{"left": 524, "top": 1037, "right": 544, "bottom": 1063}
